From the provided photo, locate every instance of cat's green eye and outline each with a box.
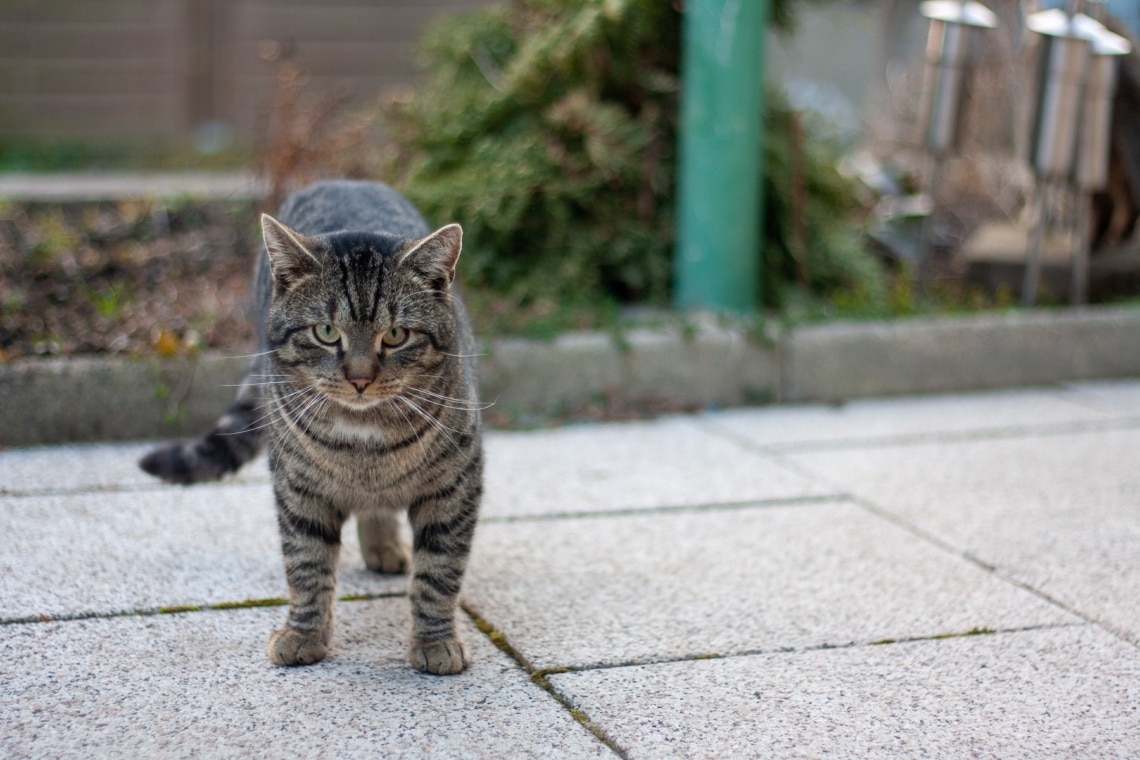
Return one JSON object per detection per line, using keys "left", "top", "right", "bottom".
{"left": 313, "top": 323, "right": 341, "bottom": 345}
{"left": 382, "top": 326, "right": 408, "bottom": 348}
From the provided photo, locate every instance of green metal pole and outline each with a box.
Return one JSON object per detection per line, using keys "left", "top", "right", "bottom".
{"left": 674, "top": 0, "right": 768, "bottom": 312}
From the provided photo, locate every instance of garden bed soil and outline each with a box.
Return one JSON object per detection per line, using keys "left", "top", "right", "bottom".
{"left": 0, "top": 199, "right": 258, "bottom": 361}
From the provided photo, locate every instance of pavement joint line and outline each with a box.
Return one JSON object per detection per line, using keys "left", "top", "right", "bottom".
{"left": 686, "top": 440, "right": 1140, "bottom": 651}
{"left": 461, "top": 602, "right": 628, "bottom": 759}
{"left": 0, "top": 591, "right": 406, "bottom": 627}
{"left": 478, "top": 494, "right": 850, "bottom": 525}
{"left": 528, "top": 622, "right": 1091, "bottom": 675}
{"left": 952, "top": 555, "right": 1140, "bottom": 651}
{"left": 818, "top": 487, "right": 1140, "bottom": 650}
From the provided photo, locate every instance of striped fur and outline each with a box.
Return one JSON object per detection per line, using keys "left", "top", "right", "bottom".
{"left": 139, "top": 181, "right": 483, "bottom": 675}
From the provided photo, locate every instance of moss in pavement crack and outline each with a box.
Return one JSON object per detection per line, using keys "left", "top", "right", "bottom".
{"left": 158, "top": 605, "right": 202, "bottom": 614}
{"left": 209, "top": 597, "right": 288, "bottom": 610}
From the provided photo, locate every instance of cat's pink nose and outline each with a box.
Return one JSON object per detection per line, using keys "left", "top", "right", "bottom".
{"left": 348, "top": 377, "right": 372, "bottom": 393}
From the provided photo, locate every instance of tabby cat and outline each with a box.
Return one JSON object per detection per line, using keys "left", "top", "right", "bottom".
{"left": 140, "top": 180, "right": 484, "bottom": 675}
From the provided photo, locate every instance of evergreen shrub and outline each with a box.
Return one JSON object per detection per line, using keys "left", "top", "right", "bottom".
{"left": 322, "top": 0, "right": 887, "bottom": 319}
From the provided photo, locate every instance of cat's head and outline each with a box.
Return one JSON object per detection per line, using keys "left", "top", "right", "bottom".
{"left": 260, "top": 214, "right": 463, "bottom": 412}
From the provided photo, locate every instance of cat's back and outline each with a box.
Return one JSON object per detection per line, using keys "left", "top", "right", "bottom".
{"left": 276, "top": 180, "right": 430, "bottom": 238}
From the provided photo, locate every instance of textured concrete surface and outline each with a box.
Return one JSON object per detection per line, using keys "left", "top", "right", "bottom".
{"left": 786, "top": 426, "right": 1140, "bottom": 647}
{"left": 0, "top": 441, "right": 269, "bottom": 495}
{"left": 700, "top": 385, "right": 1124, "bottom": 450}
{"left": 464, "top": 502, "right": 1076, "bottom": 670}
{"left": 2, "top": 380, "right": 1138, "bottom": 758}
{"left": 481, "top": 416, "right": 831, "bottom": 518}
{"left": 1, "top": 601, "right": 609, "bottom": 759}
{"left": 550, "top": 626, "right": 1140, "bottom": 759}
{"left": 0, "top": 485, "right": 408, "bottom": 620}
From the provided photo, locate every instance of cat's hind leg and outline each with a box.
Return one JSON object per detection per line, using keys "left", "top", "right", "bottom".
{"left": 356, "top": 510, "right": 411, "bottom": 574}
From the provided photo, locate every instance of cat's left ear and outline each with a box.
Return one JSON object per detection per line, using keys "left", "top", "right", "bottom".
{"left": 261, "top": 214, "right": 322, "bottom": 291}
{"left": 398, "top": 224, "right": 462, "bottom": 289}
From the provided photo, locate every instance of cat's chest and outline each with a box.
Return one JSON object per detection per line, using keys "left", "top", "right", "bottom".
{"left": 289, "top": 414, "right": 432, "bottom": 504}
{"left": 327, "top": 416, "right": 388, "bottom": 443}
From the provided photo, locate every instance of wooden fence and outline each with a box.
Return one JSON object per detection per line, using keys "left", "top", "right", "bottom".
{"left": 0, "top": 0, "right": 490, "bottom": 141}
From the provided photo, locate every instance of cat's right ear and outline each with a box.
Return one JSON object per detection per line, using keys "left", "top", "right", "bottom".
{"left": 261, "top": 214, "right": 322, "bottom": 290}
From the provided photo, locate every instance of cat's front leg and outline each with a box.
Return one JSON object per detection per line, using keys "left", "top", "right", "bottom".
{"left": 407, "top": 487, "right": 480, "bottom": 675}
{"left": 267, "top": 487, "right": 344, "bottom": 666}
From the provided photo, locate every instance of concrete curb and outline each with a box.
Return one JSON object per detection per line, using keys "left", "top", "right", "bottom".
{"left": 3, "top": 305, "right": 1140, "bottom": 447}
{"left": 0, "top": 171, "right": 266, "bottom": 202}
{"left": 782, "top": 305, "right": 1140, "bottom": 401}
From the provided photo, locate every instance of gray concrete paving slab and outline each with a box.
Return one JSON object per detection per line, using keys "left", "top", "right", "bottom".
{"left": 701, "top": 385, "right": 1120, "bottom": 451}
{"left": 0, "top": 485, "right": 404, "bottom": 621}
{"left": 1064, "top": 379, "right": 1140, "bottom": 416}
{"left": 464, "top": 501, "right": 1078, "bottom": 671}
{"left": 481, "top": 417, "right": 834, "bottom": 519}
{"left": 0, "top": 599, "right": 610, "bottom": 759}
{"left": 550, "top": 625, "right": 1140, "bottom": 759}
{"left": 0, "top": 441, "right": 270, "bottom": 495}
{"left": 787, "top": 426, "right": 1140, "bottom": 645}
{"left": 3, "top": 382, "right": 1137, "bottom": 756}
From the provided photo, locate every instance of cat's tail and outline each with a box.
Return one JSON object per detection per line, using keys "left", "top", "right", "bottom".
{"left": 138, "top": 357, "right": 267, "bottom": 485}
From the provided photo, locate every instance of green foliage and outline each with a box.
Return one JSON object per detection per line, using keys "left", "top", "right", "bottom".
{"left": 0, "top": 138, "right": 126, "bottom": 172}
{"left": 0, "top": 137, "right": 248, "bottom": 173}
{"left": 384, "top": 0, "right": 680, "bottom": 313}
{"left": 379, "top": 0, "right": 885, "bottom": 315}
{"left": 82, "top": 281, "right": 131, "bottom": 319}
{"left": 761, "top": 97, "right": 887, "bottom": 310}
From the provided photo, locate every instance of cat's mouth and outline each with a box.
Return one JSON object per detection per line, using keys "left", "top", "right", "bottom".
{"left": 328, "top": 383, "right": 400, "bottom": 411}
{"left": 336, "top": 396, "right": 378, "bottom": 411}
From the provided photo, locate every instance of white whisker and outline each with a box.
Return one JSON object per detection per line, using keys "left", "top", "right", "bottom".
{"left": 395, "top": 396, "right": 460, "bottom": 449}
{"left": 221, "top": 384, "right": 314, "bottom": 436}
{"left": 226, "top": 349, "right": 277, "bottom": 360}
{"left": 387, "top": 394, "right": 432, "bottom": 462}
{"left": 404, "top": 388, "right": 494, "bottom": 411}
{"left": 221, "top": 380, "right": 290, "bottom": 388}
{"left": 288, "top": 389, "right": 328, "bottom": 439}
{"left": 439, "top": 351, "right": 486, "bottom": 359}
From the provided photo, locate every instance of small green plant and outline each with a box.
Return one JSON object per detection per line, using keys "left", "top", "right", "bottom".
{"left": 82, "top": 282, "right": 130, "bottom": 319}
{"left": 27, "top": 208, "right": 80, "bottom": 265}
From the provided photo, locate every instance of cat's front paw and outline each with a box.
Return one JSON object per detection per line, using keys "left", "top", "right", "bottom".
{"left": 409, "top": 637, "right": 470, "bottom": 675}
{"left": 267, "top": 627, "right": 328, "bottom": 666}
{"left": 362, "top": 540, "right": 411, "bottom": 575}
